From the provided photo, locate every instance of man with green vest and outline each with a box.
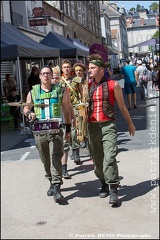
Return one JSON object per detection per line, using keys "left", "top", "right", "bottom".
{"left": 23, "top": 66, "right": 72, "bottom": 203}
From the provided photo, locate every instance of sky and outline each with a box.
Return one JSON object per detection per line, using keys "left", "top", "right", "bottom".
{"left": 110, "top": 1, "right": 159, "bottom": 11}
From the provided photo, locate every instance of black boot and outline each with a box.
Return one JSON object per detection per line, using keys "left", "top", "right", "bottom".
{"left": 47, "top": 183, "right": 55, "bottom": 196}
{"left": 99, "top": 181, "right": 109, "bottom": 198}
{"left": 62, "top": 164, "right": 71, "bottom": 179}
{"left": 52, "top": 184, "right": 64, "bottom": 202}
{"left": 72, "top": 148, "right": 80, "bottom": 164}
{"left": 109, "top": 185, "right": 119, "bottom": 205}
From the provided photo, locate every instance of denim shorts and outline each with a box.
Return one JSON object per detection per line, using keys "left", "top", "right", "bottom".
{"left": 124, "top": 82, "right": 136, "bottom": 94}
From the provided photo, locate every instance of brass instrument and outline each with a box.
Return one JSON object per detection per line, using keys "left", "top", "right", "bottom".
{"left": 61, "top": 75, "right": 89, "bottom": 142}
{"left": 75, "top": 75, "right": 89, "bottom": 142}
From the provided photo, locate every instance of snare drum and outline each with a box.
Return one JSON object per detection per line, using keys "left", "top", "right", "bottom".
{"left": 32, "top": 119, "right": 62, "bottom": 135}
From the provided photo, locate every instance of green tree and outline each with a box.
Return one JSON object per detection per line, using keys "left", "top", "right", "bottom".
{"left": 136, "top": 4, "right": 141, "bottom": 11}
{"left": 129, "top": 7, "right": 135, "bottom": 12}
{"left": 149, "top": 2, "right": 159, "bottom": 11}
{"left": 152, "top": 30, "right": 159, "bottom": 38}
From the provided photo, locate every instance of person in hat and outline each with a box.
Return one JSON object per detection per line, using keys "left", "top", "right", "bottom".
{"left": 7, "top": 87, "right": 21, "bottom": 130}
{"left": 72, "top": 62, "right": 90, "bottom": 149}
{"left": 72, "top": 62, "right": 87, "bottom": 82}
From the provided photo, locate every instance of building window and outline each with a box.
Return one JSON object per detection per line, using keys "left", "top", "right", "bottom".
{"left": 88, "top": 11, "right": 92, "bottom": 31}
{"left": 74, "top": 31, "right": 77, "bottom": 39}
{"left": 64, "top": 1, "right": 70, "bottom": 16}
{"left": 92, "top": 13, "right": 95, "bottom": 33}
{"left": 147, "top": 34, "right": 152, "bottom": 40}
{"left": 71, "top": 1, "right": 75, "bottom": 19}
{"left": 82, "top": 4, "right": 87, "bottom": 27}
{"left": 77, "top": 2, "right": 82, "bottom": 24}
{"left": 137, "top": 35, "right": 142, "bottom": 42}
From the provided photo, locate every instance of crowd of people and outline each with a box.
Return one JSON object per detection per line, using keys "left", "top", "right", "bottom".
{"left": 119, "top": 57, "right": 160, "bottom": 110}
{"left": 21, "top": 53, "right": 136, "bottom": 206}
{"left": 2, "top": 53, "right": 159, "bottom": 206}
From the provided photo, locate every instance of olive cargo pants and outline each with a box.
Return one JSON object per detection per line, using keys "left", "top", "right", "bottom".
{"left": 34, "top": 129, "right": 64, "bottom": 185}
{"left": 87, "top": 120, "right": 120, "bottom": 185}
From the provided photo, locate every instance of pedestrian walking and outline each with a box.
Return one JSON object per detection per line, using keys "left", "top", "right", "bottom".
{"left": 120, "top": 59, "right": 137, "bottom": 110}
{"left": 151, "top": 66, "right": 158, "bottom": 90}
{"left": 52, "top": 65, "right": 76, "bottom": 179}
{"left": 23, "top": 65, "right": 72, "bottom": 203}
{"left": 135, "top": 60, "right": 149, "bottom": 99}
{"left": 87, "top": 54, "right": 136, "bottom": 205}
{"left": 72, "top": 62, "right": 89, "bottom": 148}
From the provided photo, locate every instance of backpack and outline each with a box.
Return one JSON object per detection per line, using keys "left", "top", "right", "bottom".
{"left": 139, "top": 69, "right": 148, "bottom": 83}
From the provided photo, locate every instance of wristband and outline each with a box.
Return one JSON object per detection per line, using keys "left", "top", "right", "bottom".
{"left": 65, "top": 124, "right": 71, "bottom": 133}
{"left": 26, "top": 110, "right": 32, "bottom": 117}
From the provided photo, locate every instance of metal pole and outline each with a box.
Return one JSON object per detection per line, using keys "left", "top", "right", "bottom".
{"left": 17, "top": 57, "right": 26, "bottom": 135}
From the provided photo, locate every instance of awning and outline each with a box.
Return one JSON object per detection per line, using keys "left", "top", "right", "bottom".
{"left": 1, "top": 21, "right": 60, "bottom": 60}
{"left": 40, "top": 32, "right": 89, "bottom": 58}
{"left": 129, "top": 38, "right": 159, "bottom": 48}
{"left": 67, "top": 37, "right": 89, "bottom": 52}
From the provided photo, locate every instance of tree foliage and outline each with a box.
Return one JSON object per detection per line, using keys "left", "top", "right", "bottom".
{"left": 129, "top": 7, "right": 135, "bottom": 12}
{"left": 136, "top": 4, "right": 141, "bottom": 11}
{"left": 128, "top": 2, "right": 159, "bottom": 12}
{"left": 152, "top": 30, "right": 159, "bottom": 38}
{"left": 149, "top": 2, "right": 159, "bottom": 11}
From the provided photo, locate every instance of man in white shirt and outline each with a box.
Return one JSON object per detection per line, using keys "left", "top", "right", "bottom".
{"left": 135, "top": 60, "right": 148, "bottom": 100}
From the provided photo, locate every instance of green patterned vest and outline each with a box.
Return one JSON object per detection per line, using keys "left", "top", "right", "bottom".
{"left": 31, "top": 84, "right": 63, "bottom": 120}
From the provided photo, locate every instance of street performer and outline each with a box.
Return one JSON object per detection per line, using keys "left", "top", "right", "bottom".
{"left": 23, "top": 65, "right": 72, "bottom": 203}
{"left": 61, "top": 59, "right": 83, "bottom": 165}
{"left": 72, "top": 62, "right": 89, "bottom": 148}
{"left": 87, "top": 54, "right": 136, "bottom": 205}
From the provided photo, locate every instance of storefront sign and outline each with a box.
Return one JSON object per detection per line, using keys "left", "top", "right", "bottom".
{"left": 29, "top": 19, "right": 47, "bottom": 26}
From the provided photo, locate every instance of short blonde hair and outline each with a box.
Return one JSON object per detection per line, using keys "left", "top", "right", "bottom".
{"left": 52, "top": 65, "right": 61, "bottom": 76}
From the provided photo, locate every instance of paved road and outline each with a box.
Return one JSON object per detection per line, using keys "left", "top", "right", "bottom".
{"left": 1, "top": 79, "right": 159, "bottom": 239}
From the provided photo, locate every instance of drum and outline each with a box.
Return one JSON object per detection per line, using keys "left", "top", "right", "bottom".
{"left": 32, "top": 119, "right": 62, "bottom": 135}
